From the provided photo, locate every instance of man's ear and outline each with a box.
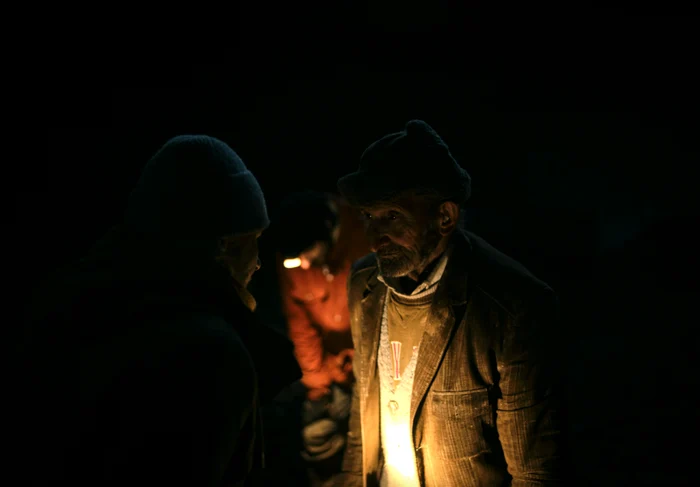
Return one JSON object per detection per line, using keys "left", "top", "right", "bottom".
{"left": 437, "top": 201, "right": 460, "bottom": 236}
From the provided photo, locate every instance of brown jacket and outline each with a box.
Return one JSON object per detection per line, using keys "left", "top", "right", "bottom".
{"left": 278, "top": 195, "right": 371, "bottom": 399}
{"left": 338, "top": 230, "right": 566, "bottom": 487}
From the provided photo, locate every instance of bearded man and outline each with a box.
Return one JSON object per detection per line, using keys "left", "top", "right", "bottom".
{"left": 335, "top": 120, "right": 566, "bottom": 487}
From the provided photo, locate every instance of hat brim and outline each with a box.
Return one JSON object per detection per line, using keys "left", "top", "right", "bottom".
{"left": 338, "top": 169, "right": 472, "bottom": 207}
{"left": 337, "top": 171, "right": 408, "bottom": 208}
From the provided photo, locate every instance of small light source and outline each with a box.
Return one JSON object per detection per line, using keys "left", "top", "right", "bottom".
{"left": 283, "top": 258, "right": 302, "bottom": 269}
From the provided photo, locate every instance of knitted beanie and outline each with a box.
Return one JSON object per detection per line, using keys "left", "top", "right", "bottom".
{"left": 125, "top": 135, "right": 269, "bottom": 241}
{"left": 337, "top": 120, "right": 471, "bottom": 207}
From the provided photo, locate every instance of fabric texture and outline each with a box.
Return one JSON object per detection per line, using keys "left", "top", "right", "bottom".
{"left": 337, "top": 120, "right": 471, "bottom": 207}
{"left": 337, "top": 230, "right": 566, "bottom": 487}
{"left": 23, "top": 225, "right": 299, "bottom": 486}
{"left": 378, "top": 292, "right": 421, "bottom": 487}
{"left": 277, "top": 195, "right": 370, "bottom": 400}
{"left": 126, "top": 135, "right": 269, "bottom": 240}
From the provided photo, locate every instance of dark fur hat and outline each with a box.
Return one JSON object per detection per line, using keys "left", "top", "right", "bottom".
{"left": 337, "top": 120, "right": 471, "bottom": 207}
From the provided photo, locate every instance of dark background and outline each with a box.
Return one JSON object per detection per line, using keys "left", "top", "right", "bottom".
{"left": 19, "top": 12, "right": 699, "bottom": 486}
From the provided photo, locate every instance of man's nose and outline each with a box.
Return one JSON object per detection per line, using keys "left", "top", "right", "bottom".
{"left": 369, "top": 235, "right": 391, "bottom": 252}
{"left": 367, "top": 220, "right": 388, "bottom": 251}
{"left": 255, "top": 257, "right": 262, "bottom": 270}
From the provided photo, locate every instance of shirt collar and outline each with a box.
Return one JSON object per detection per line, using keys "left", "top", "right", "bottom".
{"left": 378, "top": 246, "right": 451, "bottom": 297}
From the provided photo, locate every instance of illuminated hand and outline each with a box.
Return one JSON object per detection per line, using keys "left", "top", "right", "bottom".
{"left": 301, "top": 370, "right": 333, "bottom": 400}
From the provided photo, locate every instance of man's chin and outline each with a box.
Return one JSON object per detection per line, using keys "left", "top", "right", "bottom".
{"left": 376, "top": 257, "right": 411, "bottom": 278}
{"left": 234, "top": 271, "right": 255, "bottom": 289}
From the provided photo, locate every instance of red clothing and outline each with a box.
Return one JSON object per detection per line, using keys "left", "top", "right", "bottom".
{"left": 278, "top": 196, "right": 370, "bottom": 400}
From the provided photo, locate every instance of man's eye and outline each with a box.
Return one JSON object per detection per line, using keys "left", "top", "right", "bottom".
{"left": 362, "top": 212, "right": 373, "bottom": 220}
{"left": 388, "top": 212, "right": 398, "bottom": 220}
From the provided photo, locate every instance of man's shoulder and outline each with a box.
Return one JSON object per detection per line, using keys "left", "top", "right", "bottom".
{"left": 184, "top": 312, "right": 249, "bottom": 344}
{"left": 462, "top": 231, "right": 555, "bottom": 314}
{"left": 164, "top": 312, "right": 256, "bottom": 372}
{"left": 350, "top": 253, "right": 378, "bottom": 288}
{"left": 347, "top": 253, "right": 378, "bottom": 301}
{"left": 351, "top": 253, "right": 377, "bottom": 276}
{"left": 159, "top": 314, "right": 259, "bottom": 400}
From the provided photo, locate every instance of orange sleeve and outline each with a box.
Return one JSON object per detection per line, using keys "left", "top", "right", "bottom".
{"left": 278, "top": 258, "right": 332, "bottom": 398}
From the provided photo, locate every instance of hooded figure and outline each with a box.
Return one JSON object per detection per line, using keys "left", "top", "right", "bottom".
{"left": 22, "top": 135, "right": 301, "bottom": 486}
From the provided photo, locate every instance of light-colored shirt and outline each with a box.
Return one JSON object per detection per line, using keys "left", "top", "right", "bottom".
{"left": 377, "top": 250, "right": 450, "bottom": 486}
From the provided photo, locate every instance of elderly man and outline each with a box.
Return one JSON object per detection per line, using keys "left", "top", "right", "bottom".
{"left": 335, "top": 120, "right": 566, "bottom": 486}
{"left": 23, "top": 135, "right": 300, "bottom": 486}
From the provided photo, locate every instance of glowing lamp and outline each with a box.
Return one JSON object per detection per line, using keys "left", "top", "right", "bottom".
{"left": 283, "top": 258, "right": 302, "bottom": 269}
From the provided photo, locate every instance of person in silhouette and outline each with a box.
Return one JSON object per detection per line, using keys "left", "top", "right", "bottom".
{"left": 23, "top": 135, "right": 300, "bottom": 486}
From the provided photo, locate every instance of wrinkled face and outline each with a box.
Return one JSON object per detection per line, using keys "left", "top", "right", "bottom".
{"left": 216, "top": 229, "right": 264, "bottom": 288}
{"left": 360, "top": 196, "right": 442, "bottom": 278}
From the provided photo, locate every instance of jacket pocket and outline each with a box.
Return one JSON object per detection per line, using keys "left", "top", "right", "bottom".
{"left": 426, "top": 387, "right": 493, "bottom": 460}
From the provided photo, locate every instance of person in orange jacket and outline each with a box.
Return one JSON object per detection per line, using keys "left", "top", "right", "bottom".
{"left": 275, "top": 191, "right": 370, "bottom": 464}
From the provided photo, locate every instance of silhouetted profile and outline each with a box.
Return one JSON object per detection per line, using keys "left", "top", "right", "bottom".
{"left": 23, "top": 135, "right": 301, "bottom": 486}
{"left": 335, "top": 120, "right": 567, "bottom": 486}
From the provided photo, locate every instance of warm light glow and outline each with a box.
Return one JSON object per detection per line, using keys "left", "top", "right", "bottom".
{"left": 382, "top": 422, "right": 420, "bottom": 485}
{"left": 283, "top": 258, "right": 302, "bottom": 269}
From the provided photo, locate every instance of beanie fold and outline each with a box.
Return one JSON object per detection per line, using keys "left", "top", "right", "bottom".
{"left": 124, "top": 135, "right": 269, "bottom": 242}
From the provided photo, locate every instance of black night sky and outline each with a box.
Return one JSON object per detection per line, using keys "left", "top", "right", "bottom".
{"left": 18, "top": 13, "right": 700, "bottom": 485}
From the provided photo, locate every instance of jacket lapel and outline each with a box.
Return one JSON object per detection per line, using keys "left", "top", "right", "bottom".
{"left": 357, "top": 270, "right": 386, "bottom": 484}
{"left": 410, "top": 231, "right": 472, "bottom": 429}
{"left": 353, "top": 231, "right": 473, "bottom": 479}
{"left": 359, "top": 272, "right": 386, "bottom": 404}
{"left": 409, "top": 297, "right": 456, "bottom": 429}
